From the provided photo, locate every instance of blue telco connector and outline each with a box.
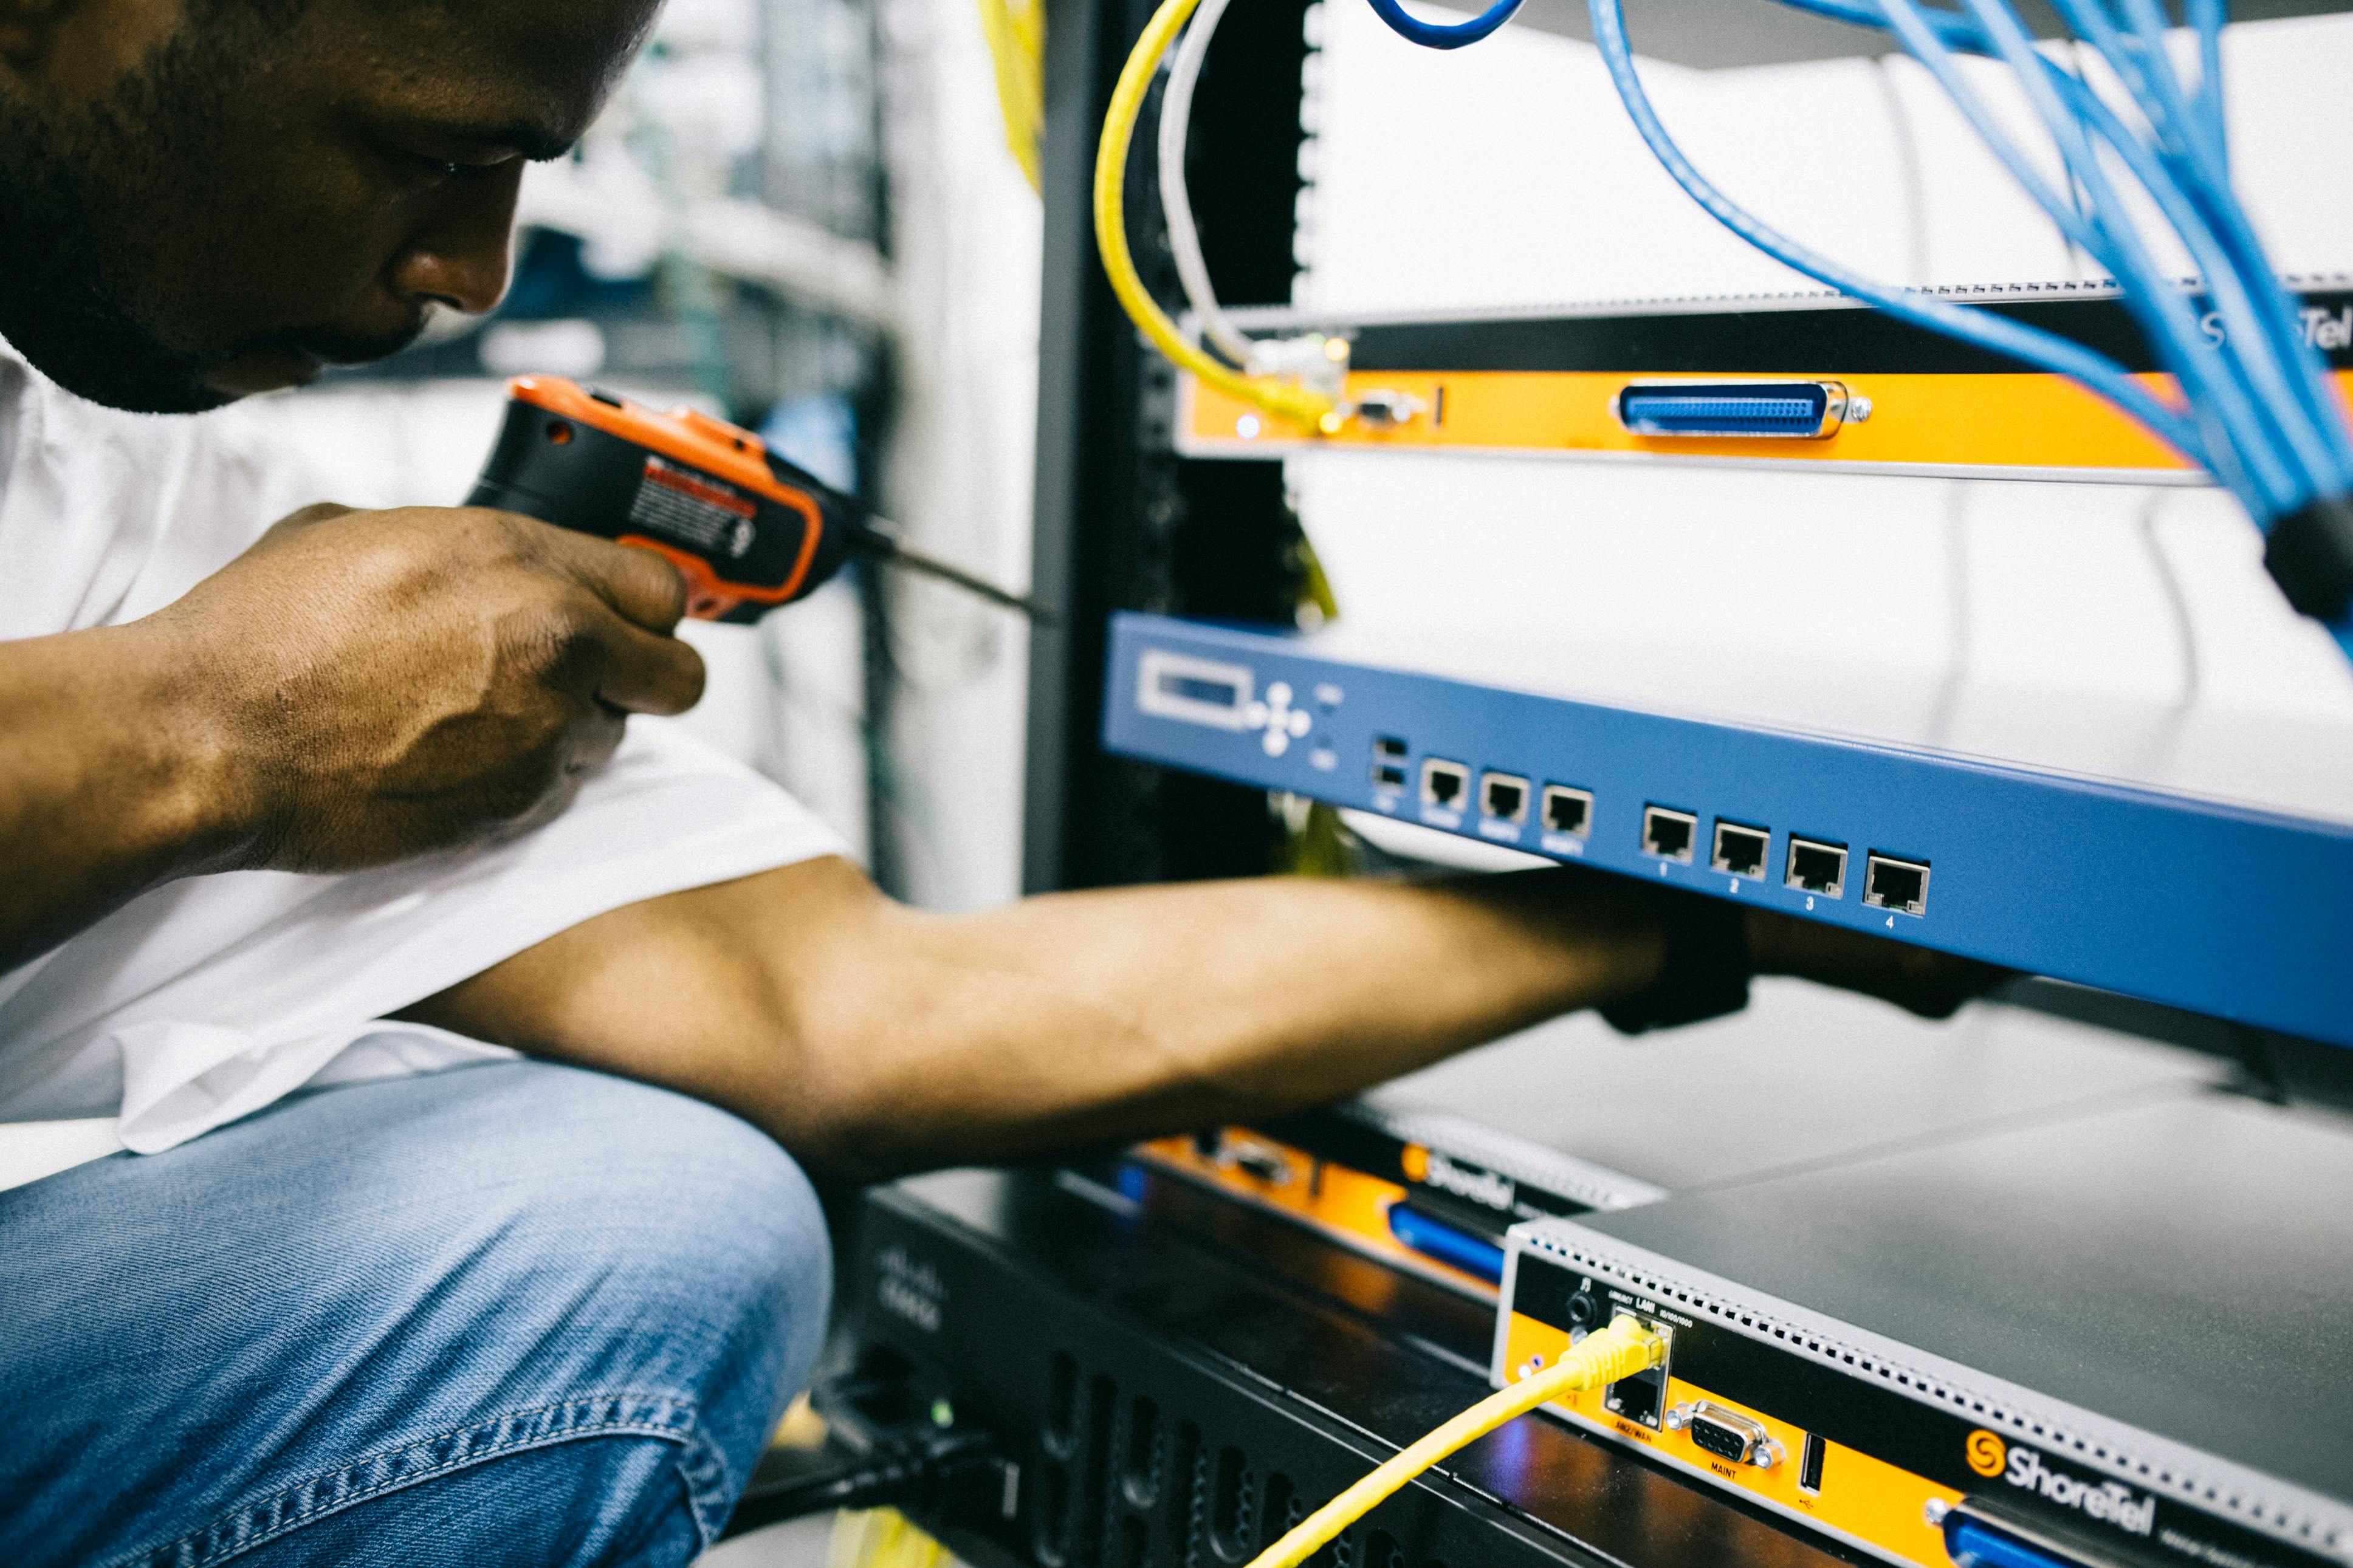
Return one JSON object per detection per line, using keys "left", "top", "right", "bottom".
{"left": 1386, "top": 1202, "right": 1507, "bottom": 1282}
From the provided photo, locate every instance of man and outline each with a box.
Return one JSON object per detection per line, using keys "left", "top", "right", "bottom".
{"left": 0, "top": 1, "right": 1983, "bottom": 1562}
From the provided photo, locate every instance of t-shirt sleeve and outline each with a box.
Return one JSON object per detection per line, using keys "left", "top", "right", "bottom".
{"left": 0, "top": 720, "right": 850, "bottom": 1153}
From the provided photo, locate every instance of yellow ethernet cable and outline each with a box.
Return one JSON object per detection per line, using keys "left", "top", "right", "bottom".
{"left": 977, "top": 0, "right": 1044, "bottom": 194}
{"left": 1238, "top": 1316, "right": 1665, "bottom": 1568}
{"left": 1094, "top": 0, "right": 1342, "bottom": 434}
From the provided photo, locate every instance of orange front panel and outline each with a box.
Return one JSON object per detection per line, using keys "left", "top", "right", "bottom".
{"left": 1133, "top": 1132, "right": 1499, "bottom": 1296}
{"left": 1185, "top": 368, "right": 2353, "bottom": 474}
{"left": 1498, "top": 1312, "right": 1960, "bottom": 1568}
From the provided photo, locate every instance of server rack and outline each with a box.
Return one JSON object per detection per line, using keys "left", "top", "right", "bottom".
{"left": 800, "top": 5, "right": 2353, "bottom": 1568}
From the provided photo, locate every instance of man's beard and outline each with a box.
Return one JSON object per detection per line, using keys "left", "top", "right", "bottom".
{"left": 0, "top": 38, "right": 427, "bottom": 415}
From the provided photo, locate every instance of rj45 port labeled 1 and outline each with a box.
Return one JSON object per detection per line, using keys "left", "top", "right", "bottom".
{"left": 1641, "top": 806, "right": 1697, "bottom": 863}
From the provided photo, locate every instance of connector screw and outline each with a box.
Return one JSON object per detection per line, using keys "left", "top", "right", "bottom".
{"left": 1924, "top": 1499, "right": 1951, "bottom": 1527}
{"left": 1849, "top": 395, "right": 1874, "bottom": 423}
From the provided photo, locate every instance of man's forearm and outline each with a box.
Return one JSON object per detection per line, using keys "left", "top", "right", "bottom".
{"left": 0, "top": 624, "right": 251, "bottom": 970}
{"left": 407, "top": 858, "right": 1669, "bottom": 1183}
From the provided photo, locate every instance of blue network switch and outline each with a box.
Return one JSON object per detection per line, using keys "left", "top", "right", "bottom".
{"left": 1101, "top": 612, "right": 2353, "bottom": 1049}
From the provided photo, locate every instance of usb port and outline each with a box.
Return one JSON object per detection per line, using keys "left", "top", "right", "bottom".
{"left": 1374, "top": 736, "right": 1407, "bottom": 761}
{"left": 1863, "top": 854, "right": 1929, "bottom": 916}
{"left": 1371, "top": 763, "right": 1407, "bottom": 791}
{"left": 1798, "top": 1431, "right": 1826, "bottom": 1494}
{"left": 1421, "top": 759, "right": 1468, "bottom": 809}
{"left": 1541, "top": 785, "right": 1592, "bottom": 837}
{"left": 1641, "top": 806, "right": 1697, "bottom": 863}
{"left": 1480, "top": 772, "right": 1531, "bottom": 824}
{"left": 1711, "top": 821, "right": 1768, "bottom": 878}
{"left": 1785, "top": 838, "right": 1847, "bottom": 898}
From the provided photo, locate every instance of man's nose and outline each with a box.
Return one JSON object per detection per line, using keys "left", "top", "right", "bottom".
{"left": 385, "top": 162, "right": 525, "bottom": 316}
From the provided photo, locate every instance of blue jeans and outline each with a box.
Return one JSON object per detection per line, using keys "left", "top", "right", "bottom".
{"left": 0, "top": 1061, "right": 831, "bottom": 1567}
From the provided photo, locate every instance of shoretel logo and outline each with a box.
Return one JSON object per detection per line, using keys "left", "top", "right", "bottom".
{"left": 1995, "top": 1442, "right": 2157, "bottom": 1538}
{"left": 1418, "top": 1150, "right": 1517, "bottom": 1213}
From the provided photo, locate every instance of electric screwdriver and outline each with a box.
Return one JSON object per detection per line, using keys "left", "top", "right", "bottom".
{"left": 467, "top": 375, "right": 1044, "bottom": 623}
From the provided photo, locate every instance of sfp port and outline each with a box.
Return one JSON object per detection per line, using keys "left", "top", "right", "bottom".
{"left": 1785, "top": 837, "right": 1847, "bottom": 898}
{"left": 1711, "top": 821, "right": 1768, "bottom": 878}
{"left": 1641, "top": 806, "right": 1697, "bottom": 863}
{"left": 1863, "top": 853, "right": 1930, "bottom": 916}
{"left": 1480, "top": 772, "right": 1531, "bottom": 824}
{"left": 1421, "top": 758, "right": 1468, "bottom": 809}
{"left": 1542, "top": 785, "right": 1592, "bottom": 837}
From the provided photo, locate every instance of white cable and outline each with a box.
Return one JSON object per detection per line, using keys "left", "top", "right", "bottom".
{"left": 1156, "top": 0, "right": 1259, "bottom": 368}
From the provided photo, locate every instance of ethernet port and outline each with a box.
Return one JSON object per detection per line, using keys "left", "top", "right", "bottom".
{"left": 1604, "top": 1366, "right": 1667, "bottom": 1429}
{"left": 1785, "top": 838, "right": 1847, "bottom": 898}
{"left": 1421, "top": 758, "right": 1469, "bottom": 809}
{"left": 1480, "top": 772, "right": 1531, "bottom": 824}
{"left": 1542, "top": 785, "right": 1593, "bottom": 838}
{"left": 1712, "top": 821, "right": 1769, "bottom": 878}
{"left": 1641, "top": 806, "right": 1697, "bottom": 863}
{"left": 1864, "top": 854, "right": 1930, "bottom": 916}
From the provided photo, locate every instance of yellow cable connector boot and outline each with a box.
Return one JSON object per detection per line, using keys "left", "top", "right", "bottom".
{"left": 1094, "top": 0, "right": 1342, "bottom": 434}
{"left": 1240, "top": 1315, "right": 1665, "bottom": 1568}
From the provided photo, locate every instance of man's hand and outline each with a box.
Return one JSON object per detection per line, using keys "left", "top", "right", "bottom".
{"left": 0, "top": 504, "right": 704, "bottom": 971}
{"left": 156, "top": 504, "right": 706, "bottom": 871}
{"left": 1747, "top": 907, "right": 2007, "bottom": 1019}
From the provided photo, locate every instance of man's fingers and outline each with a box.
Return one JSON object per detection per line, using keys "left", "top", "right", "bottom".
{"left": 531, "top": 524, "right": 692, "bottom": 633}
{"left": 582, "top": 610, "right": 708, "bottom": 716}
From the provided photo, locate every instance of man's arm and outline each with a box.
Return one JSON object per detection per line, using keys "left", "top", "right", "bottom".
{"left": 0, "top": 504, "right": 703, "bottom": 973}
{"left": 405, "top": 856, "right": 1990, "bottom": 1185}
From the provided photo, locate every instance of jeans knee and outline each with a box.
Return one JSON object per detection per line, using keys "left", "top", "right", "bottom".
{"left": 453, "top": 1062, "right": 835, "bottom": 1408}
{"left": 0, "top": 1061, "right": 829, "bottom": 1568}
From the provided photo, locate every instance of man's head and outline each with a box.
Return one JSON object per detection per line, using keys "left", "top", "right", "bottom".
{"left": 0, "top": 0, "right": 660, "bottom": 413}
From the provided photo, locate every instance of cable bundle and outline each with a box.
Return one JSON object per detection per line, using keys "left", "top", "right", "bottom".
{"left": 1350, "top": 0, "right": 2353, "bottom": 652}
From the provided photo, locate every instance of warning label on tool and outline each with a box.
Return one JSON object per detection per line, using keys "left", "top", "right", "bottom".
{"left": 630, "top": 456, "right": 758, "bottom": 559}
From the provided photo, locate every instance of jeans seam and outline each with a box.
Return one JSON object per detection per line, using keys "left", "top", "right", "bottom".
{"left": 107, "top": 1391, "right": 708, "bottom": 1568}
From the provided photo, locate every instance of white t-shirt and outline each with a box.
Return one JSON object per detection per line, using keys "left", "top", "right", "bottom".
{"left": 0, "top": 340, "right": 846, "bottom": 1160}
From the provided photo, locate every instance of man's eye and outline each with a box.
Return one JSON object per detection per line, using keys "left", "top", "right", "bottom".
{"left": 402, "top": 151, "right": 506, "bottom": 182}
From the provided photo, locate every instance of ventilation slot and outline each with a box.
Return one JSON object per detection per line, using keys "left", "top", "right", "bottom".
{"left": 1259, "top": 1471, "right": 1300, "bottom": 1553}
{"left": 1046, "top": 1352, "right": 1080, "bottom": 1456}
{"left": 1074, "top": 1374, "right": 1118, "bottom": 1567}
{"left": 1123, "top": 1397, "right": 1162, "bottom": 1508}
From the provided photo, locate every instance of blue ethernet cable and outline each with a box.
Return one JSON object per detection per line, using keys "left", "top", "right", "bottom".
{"left": 1576, "top": 0, "right": 2214, "bottom": 473}
{"left": 1783, "top": 0, "right": 2352, "bottom": 507}
{"left": 1592, "top": 0, "right": 2353, "bottom": 651}
{"left": 1353, "top": 0, "right": 2353, "bottom": 648}
{"left": 2049, "top": 0, "right": 2352, "bottom": 496}
{"left": 1364, "top": 0, "right": 1525, "bottom": 49}
{"left": 1903, "top": 0, "right": 2296, "bottom": 512}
